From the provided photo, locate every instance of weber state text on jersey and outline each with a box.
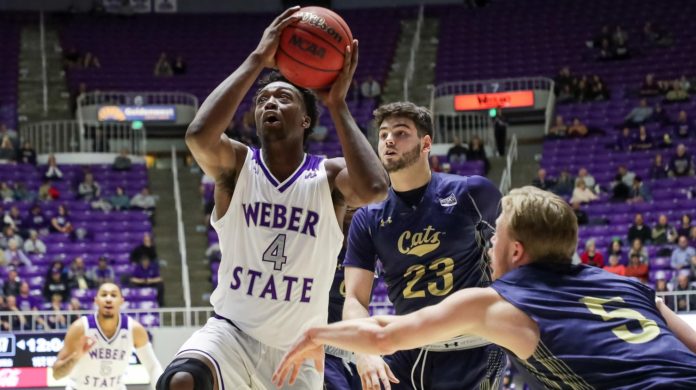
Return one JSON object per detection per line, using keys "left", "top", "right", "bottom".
{"left": 492, "top": 263, "right": 696, "bottom": 389}
{"left": 211, "top": 148, "right": 342, "bottom": 349}
{"left": 68, "top": 314, "right": 133, "bottom": 390}
{"left": 345, "top": 173, "right": 500, "bottom": 314}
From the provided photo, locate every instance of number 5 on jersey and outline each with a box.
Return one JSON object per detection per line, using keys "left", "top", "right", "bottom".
{"left": 263, "top": 234, "right": 288, "bottom": 271}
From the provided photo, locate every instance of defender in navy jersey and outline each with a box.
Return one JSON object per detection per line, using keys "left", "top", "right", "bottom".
{"left": 52, "top": 283, "right": 162, "bottom": 390}
{"left": 341, "top": 102, "right": 504, "bottom": 390}
{"left": 273, "top": 187, "right": 696, "bottom": 390}
{"left": 158, "top": 7, "right": 388, "bottom": 390}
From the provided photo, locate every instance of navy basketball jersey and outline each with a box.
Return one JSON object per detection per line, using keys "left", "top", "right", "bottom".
{"left": 345, "top": 173, "right": 501, "bottom": 314}
{"left": 491, "top": 263, "right": 696, "bottom": 389}
{"left": 68, "top": 313, "right": 133, "bottom": 390}
{"left": 328, "top": 248, "right": 347, "bottom": 324}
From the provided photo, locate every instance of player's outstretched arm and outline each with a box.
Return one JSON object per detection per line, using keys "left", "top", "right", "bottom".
{"left": 657, "top": 297, "right": 696, "bottom": 353}
{"left": 321, "top": 41, "right": 389, "bottom": 207}
{"left": 52, "top": 319, "right": 92, "bottom": 380}
{"left": 186, "top": 6, "right": 301, "bottom": 180}
{"left": 132, "top": 320, "right": 163, "bottom": 390}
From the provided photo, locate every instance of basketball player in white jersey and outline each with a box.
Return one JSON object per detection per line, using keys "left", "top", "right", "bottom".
{"left": 52, "top": 283, "right": 163, "bottom": 390}
{"left": 157, "top": 6, "right": 388, "bottom": 390}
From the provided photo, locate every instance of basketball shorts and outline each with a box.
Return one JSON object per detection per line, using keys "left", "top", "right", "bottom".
{"left": 175, "top": 316, "right": 323, "bottom": 390}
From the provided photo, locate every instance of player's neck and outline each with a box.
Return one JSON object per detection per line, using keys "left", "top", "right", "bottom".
{"left": 97, "top": 313, "right": 120, "bottom": 338}
{"left": 261, "top": 143, "right": 305, "bottom": 182}
{"left": 389, "top": 161, "right": 432, "bottom": 192}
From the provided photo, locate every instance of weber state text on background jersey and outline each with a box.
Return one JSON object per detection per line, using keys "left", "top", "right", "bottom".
{"left": 210, "top": 148, "right": 342, "bottom": 350}
{"left": 68, "top": 314, "right": 133, "bottom": 390}
{"left": 345, "top": 174, "right": 500, "bottom": 314}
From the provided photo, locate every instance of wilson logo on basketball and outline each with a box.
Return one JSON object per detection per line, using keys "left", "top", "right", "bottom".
{"left": 289, "top": 34, "right": 326, "bottom": 59}
{"left": 397, "top": 226, "right": 442, "bottom": 257}
{"left": 299, "top": 12, "right": 343, "bottom": 44}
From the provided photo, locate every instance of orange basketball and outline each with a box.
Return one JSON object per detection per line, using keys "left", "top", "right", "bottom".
{"left": 276, "top": 7, "right": 353, "bottom": 89}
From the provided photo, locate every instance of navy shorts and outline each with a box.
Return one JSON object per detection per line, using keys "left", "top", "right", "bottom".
{"left": 383, "top": 344, "right": 504, "bottom": 390}
{"left": 324, "top": 354, "right": 361, "bottom": 390}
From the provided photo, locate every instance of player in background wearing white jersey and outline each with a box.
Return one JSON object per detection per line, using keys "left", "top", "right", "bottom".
{"left": 52, "top": 282, "right": 163, "bottom": 390}
{"left": 157, "top": 6, "right": 388, "bottom": 390}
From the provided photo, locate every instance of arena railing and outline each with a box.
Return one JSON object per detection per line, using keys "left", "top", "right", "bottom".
{"left": 21, "top": 120, "right": 146, "bottom": 155}
{"left": 433, "top": 112, "right": 494, "bottom": 148}
{"left": 499, "top": 134, "right": 518, "bottom": 195}
{"left": 39, "top": 11, "right": 48, "bottom": 116}
{"left": 403, "top": 4, "right": 424, "bottom": 102}
{"left": 171, "top": 146, "right": 193, "bottom": 325}
{"left": 76, "top": 91, "right": 199, "bottom": 108}
{"left": 432, "top": 77, "right": 554, "bottom": 98}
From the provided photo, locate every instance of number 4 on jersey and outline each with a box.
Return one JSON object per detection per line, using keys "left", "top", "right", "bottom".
{"left": 263, "top": 234, "right": 288, "bottom": 271}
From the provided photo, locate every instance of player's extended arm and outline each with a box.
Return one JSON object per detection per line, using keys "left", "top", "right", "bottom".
{"left": 185, "top": 7, "right": 301, "bottom": 179}
{"left": 52, "top": 320, "right": 90, "bottom": 380}
{"left": 657, "top": 297, "right": 696, "bottom": 353}
{"left": 322, "top": 41, "right": 389, "bottom": 207}
{"left": 133, "top": 321, "right": 163, "bottom": 390}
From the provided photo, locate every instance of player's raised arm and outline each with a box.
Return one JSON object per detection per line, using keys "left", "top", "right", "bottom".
{"left": 185, "top": 6, "right": 301, "bottom": 180}
{"left": 321, "top": 40, "right": 389, "bottom": 207}
{"left": 657, "top": 297, "right": 696, "bottom": 353}
{"left": 132, "top": 320, "right": 163, "bottom": 390}
{"left": 52, "top": 319, "right": 91, "bottom": 380}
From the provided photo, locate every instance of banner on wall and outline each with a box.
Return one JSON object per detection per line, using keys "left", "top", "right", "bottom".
{"left": 103, "top": 0, "right": 151, "bottom": 14}
{"left": 154, "top": 0, "right": 177, "bottom": 13}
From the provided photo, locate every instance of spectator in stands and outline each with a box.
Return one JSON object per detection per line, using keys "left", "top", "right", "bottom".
{"left": 46, "top": 294, "right": 68, "bottom": 330}
{"left": 628, "top": 213, "right": 652, "bottom": 244}
{"left": 671, "top": 235, "right": 695, "bottom": 270}
{"left": 23, "top": 230, "right": 46, "bottom": 255}
{"left": 80, "top": 51, "right": 101, "bottom": 69}
{"left": 493, "top": 109, "right": 508, "bottom": 156}
{"left": 465, "top": 135, "right": 489, "bottom": 174}
{"left": 112, "top": 148, "right": 132, "bottom": 171}
{"left": 44, "top": 154, "right": 63, "bottom": 180}
{"left": 567, "top": 117, "right": 589, "bottom": 138}
{"left": 0, "top": 182, "right": 13, "bottom": 202}
{"left": 614, "top": 127, "right": 633, "bottom": 152}
{"left": 4, "top": 295, "right": 28, "bottom": 330}
{"left": 4, "top": 206, "right": 23, "bottom": 234}
{"left": 0, "top": 123, "right": 17, "bottom": 142}
{"left": 50, "top": 204, "right": 73, "bottom": 235}
{"left": 4, "top": 238, "right": 31, "bottom": 268}
{"left": 43, "top": 268, "right": 70, "bottom": 302}
{"left": 0, "top": 226, "right": 23, "bottom": 250}
{"left": 607, "top": 239, "right": 623, "bottom": 260}
{"left": 674, "top": 271, "right": 696, "bottom": 311}
{"left": 640, "top": 74, "right": 660, "bottom": 97}
{"left": 597, "top": 38, "right": 614, "bottom": 61}
{"left": 0, "top": 136, "right": 16, "bottom": 163}
{"left": 17, "top": 141, "right": 36, "bottom": 164}
{"left": 446, "top": 136, "right": 468, "bottom": 163}
{"left": 360, "top": 76, "right": 381, "bottom": 102}
{"left": 624, "top": 99, "right": 653, "bottom": 127}
{"left": 532, "top": 168, "right": 555, "bottom": 191}
{"left": 154, "top": 52, "right": 173, "bottom": 77}
{"left": 24, "top": 205, "right": 48, "bottom": 235}
{"left": 172, "top": 55, "right": 187, "bottom": 75}
{"left": 589, "top": 75, "right": 610, "bottom": 100}
{"left": 603, "top": 255, "right": 626, "bottom": 276}
{"left": 130, "top": 256, "right": 164, "bottom": 307}
{"left": 570, "top": 201, "right": 588, "bottom": 225}
{"left": 666, "top": 80, "right": 689, "bottom": 102}
{"left": 3, "top": 267, "right": 21, "bottom": 296}
{"left": 617, "top": 165, "right": 636, "bottom": 187}
{"left": 628, "top": 176, "right": 652, "bottom": 203}
{"left": 642, "top": 21, "right": 673, "bottom": 47}
{"left": 649, "top": 153, "right": 669, "bottom": 179}
{"left": 89, "top": 256, "right": 115, "bottom": 285}
{"left": 38, "top": 180, "right": 59, "bottom": 201}
{"left": 62, "top": 46, "right": 80, "bottom": 68}
{"left": 557, "top": 85, "right": 575, "bottom": 104}
{"left": 651, "top": 104, "right": 671, "bottom": 127}
{"left": 13, "top": 182, "right": 34, "bottom": 202}
{"left": 576, "top": 168, "right": 596, "bottom": 190}
{"left": 67, "top": 256, "right": 93, "bottom": 291}
{"left": 625, "top": 253, "right": 649, "bottom": 283}
{"left": 652, "top": 214, "right": 678, "bottom": 245}
{"left": 554, "top": 66, "right": 574, "bottom": 93}
{"left": 628, "top": 238, "right": 649, "bottom": 264}
{"left": 678, "top": 214, "right": 693, "bottom": 238}
{"left": 552, "top": 169, "right": 574, "bottom": 196}
{"left": 130, "top": 187, "right": 156, "bottom": 211}
{"left": 109, "top": 186, "right": 131, "bottom": 211}
{"left": 548, "top": 115, "right": 568, "bottom": 138}
{"left": 691, "top": 255, "right": 696, "bottom": 279}
{"left": 130, "top": 233, "right": 158, "bottom": 265}
{"left": 580, "top": 239, "right": 604, "bottom": 267}
{"left": 669, "top": 143, "right": 694, "bottom": 177}
{"left": 631, "top": 126, "right": 654, "bottom": 151}
{"left": 429, "top": 156, "right": 442, "bottom": 173}
{"left": 77, "top": 172, "right": 101, "bottom": 202}
{"left": 570, "top": 179, "right": 598, "bottom": 204}
{"left": 674, "top": 111, "right": 693, "bottom": 138}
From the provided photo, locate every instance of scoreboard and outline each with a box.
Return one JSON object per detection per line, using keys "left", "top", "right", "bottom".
{"left": 0, "top": 333, "right": 150, "bottom": 388}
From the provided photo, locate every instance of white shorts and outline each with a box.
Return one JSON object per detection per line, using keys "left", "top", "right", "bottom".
{"left": 176, "top": 317, "right": 322, "bottom": 390}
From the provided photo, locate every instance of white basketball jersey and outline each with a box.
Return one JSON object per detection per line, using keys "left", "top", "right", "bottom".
{"left": 67, "top": 313, "right": 133, "bottom": 390}
{"left": 210, "top": 147, "right": 343, "bottom": 350}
